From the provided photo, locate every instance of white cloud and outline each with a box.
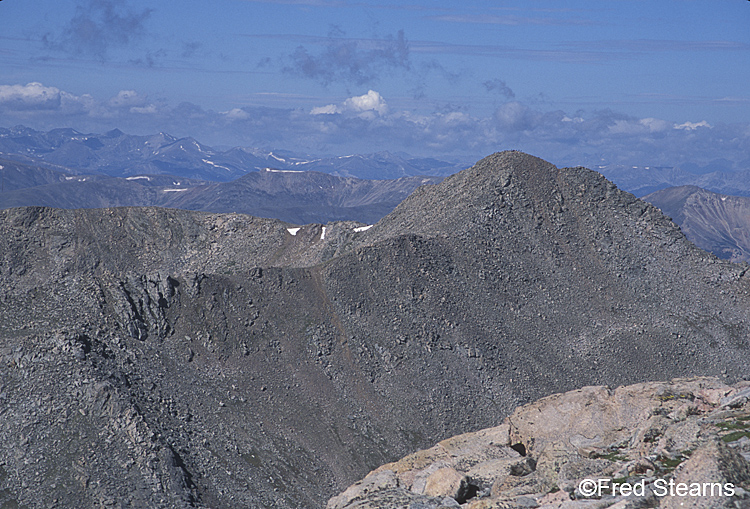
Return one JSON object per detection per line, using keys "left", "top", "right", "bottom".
{"left": 675, "top": 120, "right": 712, "bottom": 130}
{"left": 343, "top": 90, "right": 388, "bottom": 115}
{"left": 222, "top": 108, "right": 250, "bottom": 120}
{"left": 639, "top": 118, "right": 670, "bottom": 132}
{"left": 310, "top": 103, "right": 340, "bottom": 115}
{"left": 608, "top": 117, "right": 670, "bottom": 135}
{"left": 311, "top": 90, "right": 388, "bottom": 119}
{"left": 494, "top": 101, "right": 535, "bottom": 130}
{"left": 129, "top": 104, "right": 158, "bottom": 114}
{"left": 0, "top": 82, "right": 98, "bottom": 116}
{"left": 0, "top": 82, "right": 63, "bottom": 110}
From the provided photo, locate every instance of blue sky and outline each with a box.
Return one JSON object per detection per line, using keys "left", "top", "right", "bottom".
{"left": 1, "top": 0, "right": 749, "bottom": 168}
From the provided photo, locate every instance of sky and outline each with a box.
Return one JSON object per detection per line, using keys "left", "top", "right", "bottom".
{"left": 1, "top": 0, "right": 750, "bottom": 169}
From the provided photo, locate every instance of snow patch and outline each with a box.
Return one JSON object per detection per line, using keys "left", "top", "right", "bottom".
{"left": 320, "top": 227, "right": 326, "bottom": 240}
{"left": 264, "top": 168, "right": 304, "bottom": 173}
{"left": 721, "top": 196, "right": 727, "bottom": 202}
{"left": 203, "top": 159, "right": 231, "bottom": 171}
{"left": 353, "top": 225, "right": 373, "bottom": 233}
{"left": 287, "top": 228, "right": 301, "bottom": 236}
{"left": 162, "top": 188, "right": 188, "bottom": 192}
{"left": 126, "top": 176, "right": 151, "bottom": 181}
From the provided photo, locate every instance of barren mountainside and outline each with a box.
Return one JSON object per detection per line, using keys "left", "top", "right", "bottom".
{"left": 1, "top": 152, "right": 749, "bottom": 508}
{"left": 644, "top": 185, "right": 750, "bottom": 263}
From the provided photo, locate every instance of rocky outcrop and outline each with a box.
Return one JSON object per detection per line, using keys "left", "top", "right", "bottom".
{"left": 329, "top": 378, "right": 750, "bottom": 509}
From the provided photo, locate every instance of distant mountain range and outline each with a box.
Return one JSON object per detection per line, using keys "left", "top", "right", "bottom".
{"left": 599, "top": 164, "right": 750, "bottom": 197}
{"left": 644, "top": 185, "right": 750, "bottom": 263}
{"left": 7, "top": 125, "right": 750, "bottom": 257}
{"left": 0, "top": 126, "right": 466, "bottom": 182}
{"left": 0, "top": 157, "right": 441, "bottom": 225}
{"left": 6, "top": 125, "right": 750, "bottom": 197}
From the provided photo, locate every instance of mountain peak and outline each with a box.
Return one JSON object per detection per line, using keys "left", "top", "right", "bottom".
{"left": 104, "top": 128, "right": 124, "bottom": 138}
{"left": 365, "top": 151, "right": 604, "bottom": 240}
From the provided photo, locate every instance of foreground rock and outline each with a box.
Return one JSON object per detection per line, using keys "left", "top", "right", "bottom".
{"left": 329, "top": 378, "right": 750, "bottom": 509}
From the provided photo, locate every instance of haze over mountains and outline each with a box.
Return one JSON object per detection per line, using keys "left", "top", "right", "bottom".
{"left": 1, "top": 151, "right": 749, "bottom": 508}
{"left": 0, "top": 157, "right": 441, "bottom": 225}
{"left": 600, "top": 163, "right": 750, "bottom": 198}
{"left": 0, "top": 126, "right": 465, "bottom": 181}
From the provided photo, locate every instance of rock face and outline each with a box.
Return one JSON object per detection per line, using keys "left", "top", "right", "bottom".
{"left": 643, "top": 185, "right": 750, "bottom": 262}
{"left": 1, "top": 151, "right": 750, "bottom": 508}
{"left": 328, "top": 378, "right": 750, "bottom": 509}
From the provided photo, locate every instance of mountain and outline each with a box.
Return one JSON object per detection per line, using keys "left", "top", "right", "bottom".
{"left": 643, "top": 185, "right": 750, "bottom": 262}
{"left": 0, "top": 126, "right": 267, "bottom": 181}
{"left": 0, "top": 126, "right": 467, "bottom": 182}
{"left": 0, "top": 157, "right": 105, "bottom": 191}
{"left": 163, "top": 169, "right": 442, "bottom": 225}
{"left": 0, "top": 161, "right": 441, "bottom": 224}
{"left": 1, "top": 152, "right": 749, "bottom": 508}
{"left": 284, "top": 151, "right": 464, "bottom": 180}
{"left": 600, "top": 164, "right": 750, "bottom": 197}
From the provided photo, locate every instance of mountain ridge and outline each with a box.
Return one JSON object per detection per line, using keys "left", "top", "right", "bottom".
{"left": 0, "top": 125, "right": 467, "bottom": 182}
{"left": 0, "top": 158, "right": 442, "bottom": 224}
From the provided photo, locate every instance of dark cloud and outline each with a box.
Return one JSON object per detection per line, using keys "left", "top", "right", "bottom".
{"left": 129, "top": 49, "right": 167, "bottom": 68}
{"left": 43, "top": 0, "right": 153, "bottom": 59}
{"left": 181, "top": 42, "right": 202, "bottom": 58}
{"left": 282, "top": 29, "right": 410, "bottom": 86}
{"left": 483, "top": 78, "right": 515, "bottom": 99}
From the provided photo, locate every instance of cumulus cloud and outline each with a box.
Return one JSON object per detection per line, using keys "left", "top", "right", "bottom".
{"left": 343, "top": 90, "right": 388, "bottom": 114}
{"left": 129, "top": 104, "right": 158, "bottom": 115}
{"left": 310, "top": 104, "right": 340, "bottom": 115}
{"left": 43, "top": 0, "right": 153, "bottom": 59}
{"left": 675, "top": 120, "right": 712, "bottom": 130}
{"left": 0, "top": 82, "right": 64, "bottom": 110}
{"left": 311, "top": 90, "right": 388, "bottom": 118}
{"left": 223, "top": 108, "right": 251, "bottom": 121}
{"left": 608, "top": 117, "right": 671, "bottom": 135}
{"left": 283, "top": 29, "right": 410, "bottom": 86}
{"left": 0, "top": 82, "right": 161, "bottom": 123}
{"left": 0, "top": 82, "right": 96, "bottom": 114}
